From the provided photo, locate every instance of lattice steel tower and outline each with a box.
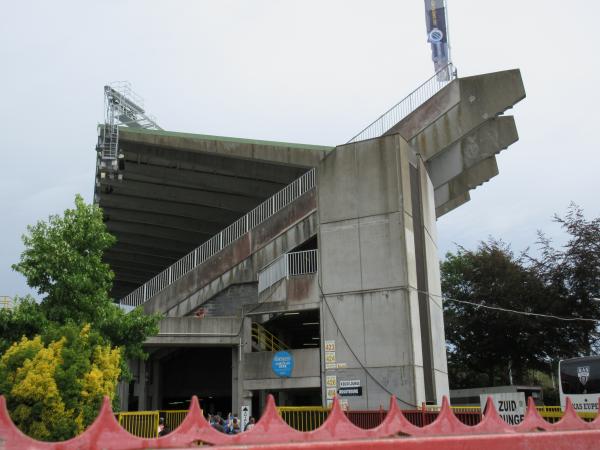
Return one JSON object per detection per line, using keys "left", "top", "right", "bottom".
{"left": 96, "top": 82, "right": 162, "bottom": 179}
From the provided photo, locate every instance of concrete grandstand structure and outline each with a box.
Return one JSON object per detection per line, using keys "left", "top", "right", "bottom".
{"left": 94, "top": 68, "right": 525, "bottom": 415}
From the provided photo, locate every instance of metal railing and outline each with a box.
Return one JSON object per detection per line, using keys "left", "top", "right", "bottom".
{"left": 278, "top": 406, "right": 330, "bottom": 431}
{"left": 251, "top": 322, "right": 289, "bottom": 352}
{"left": 115, "top": 409, "right": 190, "bottom": 438}
{"left": 346, "top": 63, "right": 456, "bottom": 144}
{"left": 116, "top": 411, "right": 159, "bottom": 438}
{"left": 120, "top": 169, "right": 317, "bottom": 307}
{"left": 276, "top": 404, "right": 598, "bottom": 430}
{"left": 162, "top": 410, "right": 189, "bottom": 430}
{"left": 110, "top": 404, "right": 600, "bottom": 436}
{"left": 258, "top": 249, "right": 318, "bottom": 293}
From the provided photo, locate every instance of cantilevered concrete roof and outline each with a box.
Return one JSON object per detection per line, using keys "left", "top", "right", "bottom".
{"left": 94, "top": 127, "right": 331, "bottom": 299}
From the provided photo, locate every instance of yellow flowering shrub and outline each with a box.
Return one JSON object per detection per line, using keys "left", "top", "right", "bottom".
{"left": 0, "top": 325, "right": 121, "bottom": 441}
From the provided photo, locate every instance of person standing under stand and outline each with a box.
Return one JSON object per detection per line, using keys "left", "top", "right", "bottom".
{"left": 158, "top": 417, "right": 170, "bottom": 437}
{"left": 244, "top": 417, "right": 256, "bottom": 431}
{"left": 231, "top": 417, "right": 241, "bottom": 434}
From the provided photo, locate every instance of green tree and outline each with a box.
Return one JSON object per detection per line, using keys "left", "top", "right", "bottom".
{"left": 0, "top": 296, "right": 48, "bottom": 353}
{"left": 528, "top": 204, "right": 600, "bottom": 356}
{"left": 0, "top": 324, "right": 121, "bottom": 441}
{"left": 0, "top": 195, "right": 161, "bottom": 439}
{"left": 9, "top": 194, "right": 160, "bottom": 363}
{"left": 442, "top": 206, "right": 600, "bottom": 393}
{"left": 442, "top": 240, "right": 556, "bottom": 388}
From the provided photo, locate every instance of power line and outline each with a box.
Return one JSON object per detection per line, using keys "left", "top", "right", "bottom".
{"left": 317, "top": 280, "right": 419, "bottom": 408}
{"left": 413, "top": 288, "right": 600, "bottom": 323}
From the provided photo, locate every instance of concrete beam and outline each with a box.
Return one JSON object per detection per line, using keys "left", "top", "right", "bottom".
{"left": 102, "top": 207, "right": 224, "bottom": 236}
{"left": 145, "top": 316, "right": 242, "bottom": 346}
{"left": 107, "top": 261, "right": 160, "bottom": 277}
{"left": 99, "top": 178, "right": 260, "bottom": 213}
{"left": 122, "top": 162, "right": 285, "bottom": 199}
{"left": 111, "top": 280, "right": 140, "bottom": 292}
{"left": 104, "top": 253, "right": 172, "bottom": 272}
{"left": 426, "top": 116, "right": 518, "bottom": 189}
{"left": 105, "top": 220, "right": 211, "bottom": 245}
{"left": 119, "top": 127, "right": 330, "bottom": 169}
{"left": 105, "top": 242, "right": 185, "bottom": 261}
{"left": 410, "top": 69, "right": 525, "bottom": 161}
{"left": 109, "top": 231, "right": 196, "bottom": 254}
{"left": 434, "top": 157, "right": 499, "bottom": 217}
{"left": 98, "top": 193, "right": 242, "bottom": 225}
{"left": 121, "top": 143, "right": 310, "bottom": 185}
{"left": 435, "top": 192, "right": 470, "bottom": 218}
{"left": 114, "top": 272, "right": 151, "bottom": 285}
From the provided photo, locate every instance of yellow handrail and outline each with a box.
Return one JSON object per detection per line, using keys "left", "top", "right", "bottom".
{"left": 251, "top": 322, "right": 289, "bottom": 352}
{"left": 159, "top": 409, "right": 188, "bottom": 430}
{"left": 117, "top": 411, "right": 159, "bottom": 438}
{"left": 278, "top": 406, "right": 330, "bottom": 431}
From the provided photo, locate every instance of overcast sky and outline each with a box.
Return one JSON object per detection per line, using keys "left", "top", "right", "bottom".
{"left": 1, "top": 0, "right": 598, "bottom": 300}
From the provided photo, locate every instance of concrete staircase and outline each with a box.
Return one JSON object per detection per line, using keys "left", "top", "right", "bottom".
{"left": 119, "top": 169, "right": 318, "bottom": 316}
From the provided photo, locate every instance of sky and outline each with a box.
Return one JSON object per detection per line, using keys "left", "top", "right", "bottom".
{"left": 1, "top": 0, "right": 599, "bottom": 300}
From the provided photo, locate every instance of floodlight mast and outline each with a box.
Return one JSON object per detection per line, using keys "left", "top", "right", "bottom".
{"left": 423, "top": 0, "right": 453, "bottom": 81}
{"left": 96, "top": 82, "right": 162, "bottom": 179}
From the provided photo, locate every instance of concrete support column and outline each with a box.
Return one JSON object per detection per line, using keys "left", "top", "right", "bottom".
{"left": 151, "top": 358, "right": 161, "bottom": 410}
{"left": 317, "top": 134, "right": 448, "bottom": 410}
{"left": 118, "top": 379, "right": 128, "bottom": 411}
{"left": 234, "top": 316, "right": 254, "bottom": 415}
{"left": 138, "top": 358, "right": 147, "bottom": 411}
{"left": 232, "top": 346, "right": 240, "bottom": 414}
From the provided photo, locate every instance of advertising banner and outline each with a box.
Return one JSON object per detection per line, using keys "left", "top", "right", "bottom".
{"left": 424, "top": 0, "right": 450, "bottom": 76}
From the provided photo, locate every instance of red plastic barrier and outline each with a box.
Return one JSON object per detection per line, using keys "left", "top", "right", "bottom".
{"left": 1, "top": 395, "right": 599, "bottom": 449}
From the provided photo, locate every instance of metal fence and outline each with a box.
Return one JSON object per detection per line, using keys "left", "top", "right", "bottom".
{"left": 276, "top": 404, "right": 598, "bottom": 431}
{"left": 116, "top": 411, "right": 159, "bottom": 438}
{"left": 258, "top": 249, "right": 318, "bottom": 293}
{"left": 120, "top": 168, "right": 316, "bottom": 307}
{"left": 162, "top": 410, "right": 189, "bottom": 431}
{"left": 115, "top": 410, "right": 189, "bottom": 438}
{"left": 346, "top": 63, "right": 456, "bottom": 144}
{"left": 5, "top": 396, "right": 600, "bottom": 449}
{"left": 278, "top": 406, "right": 330, "bottom": 431}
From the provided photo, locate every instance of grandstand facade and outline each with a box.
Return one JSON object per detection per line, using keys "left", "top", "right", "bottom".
{"left": 94, "top": 69, "right": 525, "bottom": 415}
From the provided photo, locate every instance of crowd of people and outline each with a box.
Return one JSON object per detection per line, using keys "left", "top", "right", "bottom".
{"left": 208, "top": 413, "right": 256, "bottom": 433}
{"left": 157, "top": 411, "right": 257, "bottom": 437}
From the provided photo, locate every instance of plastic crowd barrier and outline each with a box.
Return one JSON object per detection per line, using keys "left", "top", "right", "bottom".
{"left": 1, "top": 394, "right": 600, "bottom": 449}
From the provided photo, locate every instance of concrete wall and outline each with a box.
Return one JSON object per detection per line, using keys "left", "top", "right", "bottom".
{"left": 258, "top": 273, "right": 320, "bottom": 306}
{"left": 243, "top": 348, "right": 320, "bottom": 391}
{"left": 199, "top": 283, "right": 258, "bottom": 317}
{"left": 145, "top": 317, "right": 242, "bottom": 346}
{"left": 317, "top": 133, "right": 449, "bottom": 409}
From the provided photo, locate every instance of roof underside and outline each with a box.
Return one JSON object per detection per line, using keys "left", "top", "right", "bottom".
{"left": 95, "top": 127, "right": 330, "bottom": 299}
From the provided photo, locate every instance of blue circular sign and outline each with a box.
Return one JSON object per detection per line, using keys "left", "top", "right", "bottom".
{"left": 271, "top": 351, "right": 294, "bottom": 377}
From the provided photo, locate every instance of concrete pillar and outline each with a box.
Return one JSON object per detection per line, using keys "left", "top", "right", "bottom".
{"left": 138, "top": 358, "right": 147, "bottom": 411}
{"left": 416, "top": 157, "right": 449, "bottom": 400}
{"left": 117, "top": 379, "right": 128, "bottom": 411}
{"left": 151, "top": 358, "right": 161, "bottom": 409}
{"left": 240, "top": 317, "right": 253, "bottom": 415}
{"left": 317, "top": 134, "right": 449, "bottom": 410}
{"left": 234, "top": 317, "right": 254, "bottom": 415}
{"left": 232, "top": 346, "right": 240, "bottom": 413}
